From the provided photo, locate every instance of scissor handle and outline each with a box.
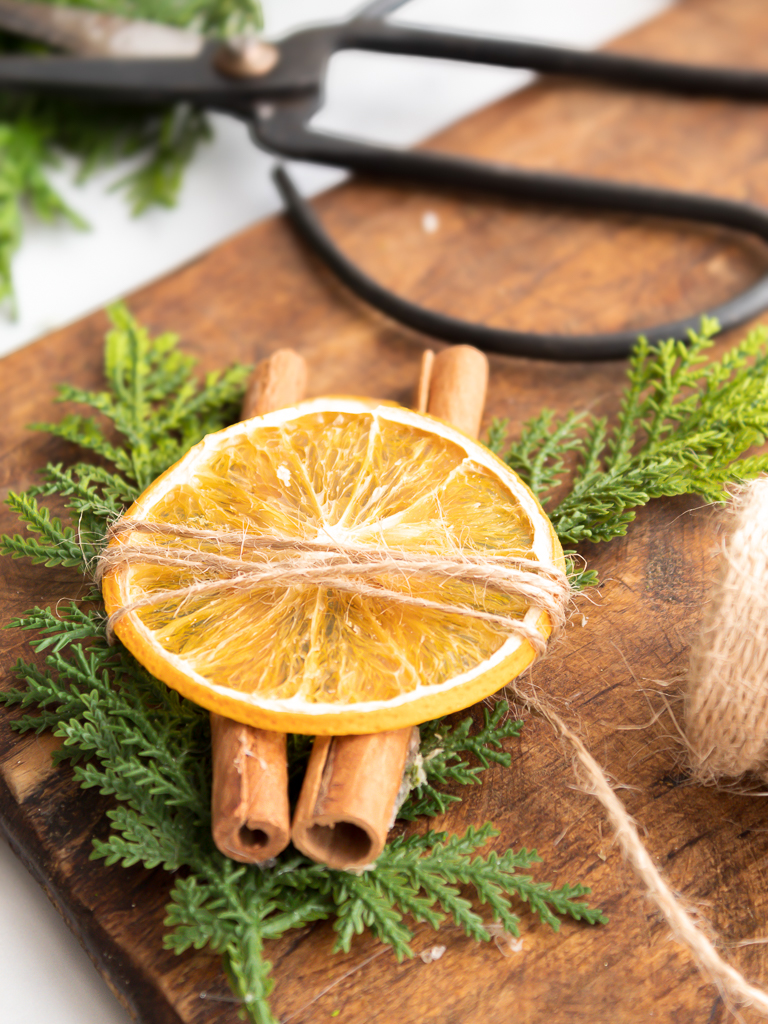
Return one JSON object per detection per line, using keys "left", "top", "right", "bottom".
{"left": 253, "top": 102, "right": 768, "bottom": 360}
{"left": 338, "top": 19, "right": 768, "bottom": 100}
{"left": 243, "top": 12, "right": 768, "bottom": 361}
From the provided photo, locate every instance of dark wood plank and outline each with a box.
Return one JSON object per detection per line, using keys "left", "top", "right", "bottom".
{"left": 4, "top": 1, "right": 768, "bottom": 1021}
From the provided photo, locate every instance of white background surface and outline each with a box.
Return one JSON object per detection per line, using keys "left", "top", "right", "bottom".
{"left": 0, "top": 2, "right": 670, "bottom": 1022}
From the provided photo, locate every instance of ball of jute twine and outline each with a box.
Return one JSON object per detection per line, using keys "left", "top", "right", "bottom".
{"left": 686, "top": 476, "right": 768, "bottom": 786}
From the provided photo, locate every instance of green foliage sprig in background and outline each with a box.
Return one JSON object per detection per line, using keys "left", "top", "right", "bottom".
{"left": 0, "top": 0, "right": 263, "bottom": 315}
{"left": 488, "top": 315, "right": 768, "bottom": 587}
{"left": 0, "top": 307, "right": 607, "bottom": 1024}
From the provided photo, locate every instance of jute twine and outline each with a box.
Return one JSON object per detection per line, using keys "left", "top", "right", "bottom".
{"left": 98, "top": 518, "right": 571, "bottom": 648}
{"left": 518, "top": 476, "right": 768, "bottom": 1019}
{"left": 686, "top": 476, "right": 768, "bottom": 785}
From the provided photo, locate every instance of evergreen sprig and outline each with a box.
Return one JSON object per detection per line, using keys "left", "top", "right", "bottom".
{"left": 1, "top": 307, "right": 605, "bottom": 1024}
{"left": 0, "top": 0, "right": 263, "bottom": 314}
{"left": 488, "top": 317, "right": 768, "bottom": 548}
{"left": 398, "top": 702, "right": 523, "bottom": 820}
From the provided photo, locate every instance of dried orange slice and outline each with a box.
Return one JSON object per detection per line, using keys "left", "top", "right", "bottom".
{"left": 102, "top": 399, "right": 564, "bottom": 734}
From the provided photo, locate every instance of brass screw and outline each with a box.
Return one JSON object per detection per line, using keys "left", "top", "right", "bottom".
{"left": 215, "top": 38, "right": 279, "bottom": 78}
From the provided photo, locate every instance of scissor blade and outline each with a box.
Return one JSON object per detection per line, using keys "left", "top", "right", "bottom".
{"left": 0, "top": 0, "right": 203, "bottom": 58}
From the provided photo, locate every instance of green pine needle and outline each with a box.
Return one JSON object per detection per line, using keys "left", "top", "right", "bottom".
{"left": 1, "top": 305, "right": 605, "bottom": 1024}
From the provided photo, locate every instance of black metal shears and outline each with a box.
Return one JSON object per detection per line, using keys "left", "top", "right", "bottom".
{"left": 3, "top": 0, "right": 768, "bottom": 360}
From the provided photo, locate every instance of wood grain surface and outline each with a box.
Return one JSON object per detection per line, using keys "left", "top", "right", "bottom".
{"left": 4, "top": 1, "right": 768, "bottom": 1021}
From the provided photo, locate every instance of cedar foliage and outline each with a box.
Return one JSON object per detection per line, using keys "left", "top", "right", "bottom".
{"left": 489, "top": 317, "right": 768, "bottom": 546}
{"left": 487, "top": 316, "right": 768, "bottom": 589}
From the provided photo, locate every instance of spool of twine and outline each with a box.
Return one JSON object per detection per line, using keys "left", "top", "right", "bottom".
{"left": 686, "top": 476, "right": 768, "bottom": 785}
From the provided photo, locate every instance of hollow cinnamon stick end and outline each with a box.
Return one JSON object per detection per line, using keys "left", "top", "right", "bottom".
{"left": 210, "top": 713, "right": 291, "bottom": 863}
{"left": 242, "top": 348, "right": 308, "bottom": 420}
{"left": 292, "top": 810, "right": 382, "bottom": 871}
{"left": 427, "top": 345, "right": 489, "bottom": 439}
{"left": 291, "top": 728, "right": 416, "bottom": 870}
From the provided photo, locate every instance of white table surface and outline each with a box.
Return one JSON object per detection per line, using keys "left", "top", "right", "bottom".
{"left": 0, "top": 2, "right": 670, "bottom": 1021}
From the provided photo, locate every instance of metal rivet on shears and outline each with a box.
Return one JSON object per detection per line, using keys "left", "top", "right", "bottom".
{"left": 214, "top": 38, "right": 280, "bottom": 79}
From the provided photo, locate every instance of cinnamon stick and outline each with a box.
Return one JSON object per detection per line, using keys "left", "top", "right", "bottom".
{"left": 291, "top": 344, "right": 490, "bottom": 870}
{"left": 210, "top": 717, "right": 290, "bottom": 862}
{"left": 210, "top": 347, "right": 307, "bottom": 864}
{"left": 241, "top": 347, "right": 308, "bottom": 420}
{"left": 290, "top": 730, "right": 418, "bottom": 870}
{"left": 424, "top": 344, "right": 489, "bottom": 437}
{"left": 414, "top": 348, "right": 435, "bottom": 413}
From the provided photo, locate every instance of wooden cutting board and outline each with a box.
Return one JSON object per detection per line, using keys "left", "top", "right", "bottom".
{"left": 4, "top": 1, "right": 768, "bottom": 1021}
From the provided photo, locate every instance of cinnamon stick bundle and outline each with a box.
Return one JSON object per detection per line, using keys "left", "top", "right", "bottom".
{"left": 211, "top": 344, "right": 489, "bottom": 869}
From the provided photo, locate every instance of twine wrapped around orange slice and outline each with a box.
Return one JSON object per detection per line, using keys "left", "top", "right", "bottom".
{"left": 99, "top": 346, "right": 567, "bottom": 868}
{"left": 101, "top": 400, "right": 565, "bottom": 729}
